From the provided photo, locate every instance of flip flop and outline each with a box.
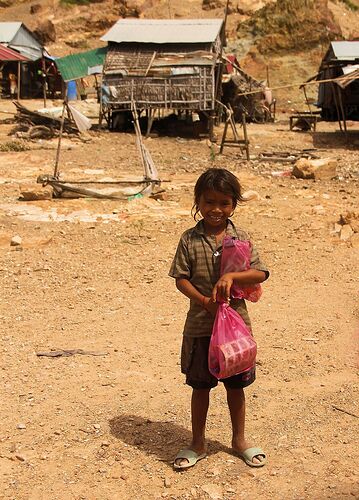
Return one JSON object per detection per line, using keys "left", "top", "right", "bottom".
{"left": 173, "top": 449, "right": 207, "bottom": 470}
{"left": 237, "top": 447, "right": 266, "bottom": 468}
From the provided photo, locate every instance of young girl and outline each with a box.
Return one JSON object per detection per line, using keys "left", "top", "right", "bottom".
{"left": 169, "top": 168, "right": 269, "bottom": 470}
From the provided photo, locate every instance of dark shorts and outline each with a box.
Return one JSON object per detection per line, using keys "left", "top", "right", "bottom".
{"left": 181, "top": 336, "right": 256, "bottom": 390}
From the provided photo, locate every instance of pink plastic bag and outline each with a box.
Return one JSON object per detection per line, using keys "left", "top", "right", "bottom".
{"left": 208, "top": 303, "right": 257, "bottom": 379}
{"left": 221, "top": 236, "right": 262, "bottom": 302}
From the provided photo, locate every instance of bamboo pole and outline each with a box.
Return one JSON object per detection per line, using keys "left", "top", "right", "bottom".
{"left": 17, "top": 61, "right": 21, "bottom": 100}
{"left": 53, "top": 84, "right": 68, "bottom": 178}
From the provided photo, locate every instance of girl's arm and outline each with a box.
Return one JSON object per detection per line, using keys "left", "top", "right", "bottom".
{"left": 212, "top": 270, "right": 267, "bottom": 303}
{"left": 175, "top": 278, "right": 217, "bottom": 315}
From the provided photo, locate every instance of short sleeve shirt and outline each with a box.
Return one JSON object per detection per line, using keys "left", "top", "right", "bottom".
{"left": 169, "top": 219, "right": 268, "bottom": 337}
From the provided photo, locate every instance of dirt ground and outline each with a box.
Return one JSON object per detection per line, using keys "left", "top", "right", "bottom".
{"left": 0, "top": 100, "right": 359, "bottom": 500}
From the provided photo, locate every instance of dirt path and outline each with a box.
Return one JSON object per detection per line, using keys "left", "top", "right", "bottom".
{"left": 0, "top": 108, "right": 358, "bottom": 499}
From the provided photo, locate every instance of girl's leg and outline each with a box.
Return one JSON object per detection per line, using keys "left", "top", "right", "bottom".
{"left": 226, "top": 387, "right": 264, "bottom": 465}
{"left": 175, "top": 388, "right": 210, "bottom": 467}
{"left": 191, "top": 388, "right": 210, "bottom": 451}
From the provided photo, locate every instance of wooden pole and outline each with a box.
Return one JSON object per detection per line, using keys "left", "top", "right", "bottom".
{"left": 337, "top": 87, "right": 348, "bottom": 140}
{"left": 331, "top": 82, "right": 342, "bottom": 132}
{"left": 54, "top": 84, "right": 68, "bottom": 178}
{"left": 17, "top": 61, "right": 20, "bottom": 100}
{"left": 41, "top": 51, "right": 47, "bottom": 108}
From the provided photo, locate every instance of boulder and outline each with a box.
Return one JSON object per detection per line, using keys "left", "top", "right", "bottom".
{"left": 34, "top": 20, "right": 56, "bottom": 44}
{"left": 30, "top": 3, "right": 42, "bottom": 14}
{"left": 19, "top": 183, "right": 53, "bottom": 201}
{"left": 119, "top": 0, "right": 141, "bottom": 17}
{"left": 292, "top": 158, "right": 337, "bottom": 181}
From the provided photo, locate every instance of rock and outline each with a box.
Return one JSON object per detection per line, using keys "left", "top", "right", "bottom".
{"left": 19, "top": 183, "right": 53, "bottom": 201}
{"left": 11, "top": 235, "right": 22, "bottom": 247}
{"left": 150, "top": 191, "right": 168, "bottom": 201}
{"left": 34, "top": 20, "right": 56, "bottom": 44}
{"left": 16, "top": 423, "right": 26, "bottom": 429}
{"left": 340, "top": 224, "right": 354, "bottom": 241}
{"left": 339, "top": 211, "right": 359, "bottom": 233}
{"left": 118, "top": 0, "right": 141, "bottom": 17}
{"left": 201, "top": 483, "right": 223, "bottom": 499}
{"left": 164, "top": 477, "right": 171, "bottom": 488}
{"left": 292, "top": 158, "right": 337, "bottom": 180}
{"left": 15, "top": 454, "right": 27, "bottom": 462}
{"left": 202, "top": 0, "right": 238, "bottom": 13}
{"left": 242, "top": 190, "right": 262, "bottom": 201}
{"left": 30, "top": 3, "right": 42, "bottom": 14}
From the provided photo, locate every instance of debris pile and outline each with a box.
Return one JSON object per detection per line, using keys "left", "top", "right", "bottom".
{"left": 11, "top": 102, "right": 78, "bottom": 140}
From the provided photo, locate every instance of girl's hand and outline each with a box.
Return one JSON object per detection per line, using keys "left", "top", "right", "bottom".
{"left": 212, "top": 273, "right": 234, "bottom": 303}
{"left": 203, "top": 297, "right": 218, "bottom": 317}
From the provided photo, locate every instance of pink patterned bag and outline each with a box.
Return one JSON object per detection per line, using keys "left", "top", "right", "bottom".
{"left": 208, "top": 303, "right": 257, "bottom": 379}
{"left": 220, "top": 236, "right": 262, "bottom": 302}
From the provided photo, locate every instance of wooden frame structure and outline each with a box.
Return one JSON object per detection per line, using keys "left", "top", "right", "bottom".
{"left": 100, "top": 20, "right": 224, "bottom": 134}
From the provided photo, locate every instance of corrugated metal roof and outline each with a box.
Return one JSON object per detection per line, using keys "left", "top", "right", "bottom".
{"left": 55, "top": 47, "right": 107, "bottom": 82}
{"left": 0, "top": 22, "right": 44, "bottom": 60}
{"left": 0, "top": 22, "right": 22, "bottom": 43}
{"left": 0, "top": 43, "right": 28, "bottom": 61}
{"left": 101, "top": 19, "right": 223, "bottom": 44}
{"left": 331, "top": 41, "right": 359, "bottom": 61}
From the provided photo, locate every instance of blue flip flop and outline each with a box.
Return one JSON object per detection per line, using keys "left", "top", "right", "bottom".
{"left": 173, "top": 449, "right": 207, "bottom": 470}
{"left": 237, "top": 447, "right": 266, "bottom": 467}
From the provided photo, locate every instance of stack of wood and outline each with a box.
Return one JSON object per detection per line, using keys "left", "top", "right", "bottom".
{"left": 12, "top": 101, "right": 78, "bottom": 138}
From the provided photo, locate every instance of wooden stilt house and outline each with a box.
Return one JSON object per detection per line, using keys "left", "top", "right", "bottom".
{"left": 100, "top": 19, "right": 224, "bottom": 132}
{"left": 317, "top": 41, "right": 359, "bottom": 123}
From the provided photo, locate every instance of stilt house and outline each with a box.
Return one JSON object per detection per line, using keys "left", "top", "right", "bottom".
{"left": 317, "top": 41, "right": 359, "bottom": 122}
{"left": 100, "top": 18, "right": 224, "bottom": 129}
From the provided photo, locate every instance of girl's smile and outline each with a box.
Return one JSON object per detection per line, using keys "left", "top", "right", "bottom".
{"left": 199, "top": 189, "right": 235, "bottom": 232}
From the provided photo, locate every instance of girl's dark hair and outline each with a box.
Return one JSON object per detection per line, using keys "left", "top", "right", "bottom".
{"left": 192, "top": 168, "right": 244, "bottom": 220}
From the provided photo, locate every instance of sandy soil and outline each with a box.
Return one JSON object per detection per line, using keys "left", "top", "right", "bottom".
{"left": 0, "top": 100, "right": 359, "bottom": 499}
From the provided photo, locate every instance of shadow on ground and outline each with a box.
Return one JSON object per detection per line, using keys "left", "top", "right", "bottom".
{"left": 313, "top": 130, "right": 359, "bottom": 149}
{"left": 109, "top": 414, "right": 232, "bottom": 466}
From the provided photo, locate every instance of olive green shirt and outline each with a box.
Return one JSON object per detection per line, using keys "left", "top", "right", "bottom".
{"left": 169, "top": 219, "right": 268, "bottom": 337}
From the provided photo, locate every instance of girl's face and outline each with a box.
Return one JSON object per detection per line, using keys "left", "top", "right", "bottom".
{"left": 198, "top": 189, "right": 235, "bottom": 229}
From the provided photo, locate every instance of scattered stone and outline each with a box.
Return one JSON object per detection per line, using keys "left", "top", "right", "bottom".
{"left": 339, "top": 211, "right": 359, "bottom": 233}
{"left": 11, "top": 235, "right": 22, "bottom": 247}
{"left": 340, "top": 224, "right": 354, "bottom": 241}
{"left": 242, "top": 190, "right": 262, "bottom": 201}
{"left": 150, "top": 191, "right": 168, "bottom": 201}
{"left": 201, "top": 483, "right": 223, "bottom": 499}
{"left": 292, "top": 158, "right": 337, "bottom": 180}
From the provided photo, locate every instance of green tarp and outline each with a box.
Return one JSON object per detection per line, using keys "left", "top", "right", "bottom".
{"left": 55, "top": 47, "right": 107, "bottom": 82}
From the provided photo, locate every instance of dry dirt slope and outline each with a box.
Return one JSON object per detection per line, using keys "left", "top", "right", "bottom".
{"left": 2, "top": 0, "right": 359, "bottom": 107}
{"left": 0, "top": 118, "right": 358, "bottom": 498}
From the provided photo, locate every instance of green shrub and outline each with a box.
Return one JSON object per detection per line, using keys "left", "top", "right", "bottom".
{"left": 0, "top": 141, "right": 30, "bottom": 152}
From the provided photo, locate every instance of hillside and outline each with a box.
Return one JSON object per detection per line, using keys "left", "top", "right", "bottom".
{"left": 1, "top": 0, "right": 359, "bottom": 107}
